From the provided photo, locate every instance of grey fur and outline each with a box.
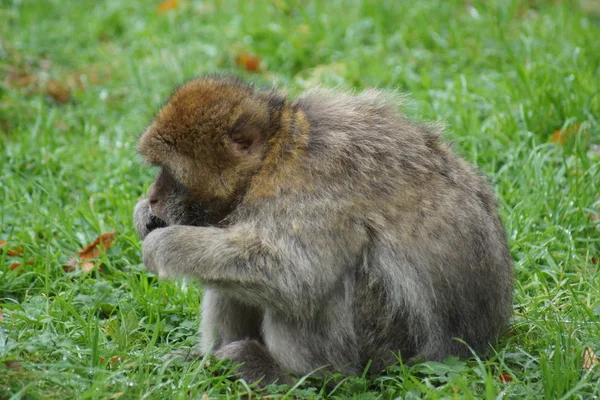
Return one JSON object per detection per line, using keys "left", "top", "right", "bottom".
{"left": 134, "top": 83, "right": 513, "bottom": 386}
{"left": 133, "top": 199, "right": 153, "bottom": 240}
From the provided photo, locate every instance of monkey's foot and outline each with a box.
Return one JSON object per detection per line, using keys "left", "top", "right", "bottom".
{"left": 214, "top": 339, "right": 290, "bottom": 387}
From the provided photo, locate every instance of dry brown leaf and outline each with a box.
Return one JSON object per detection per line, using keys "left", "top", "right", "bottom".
{"left": 5, "top": 70, "right": 37, "bottom": 89}
{"left": 110, "top": 356, "right": 125, "bottom": 364}
{"left": 62, "top": 259, "right": 77, "bottom": 273}
{"left": 550, "top": 123, "right": 581, "bottom": 145}
{"left": 7, "top": 246, "right": 24, "bottom": 256}
{"left": 498, "top": 371, "right": 513, "bottom": 383}
{"left": 235, "top": 53, "right": 261, "bottom": 72}
{"left": 62, "top": 232, "right": 116, "bottom": 273}
{"left": 583, "top": 347, "right": 599, "bottom": 370}
{"left": 81, "top": 261, "right": 96, "bottom": 273}
{"left": 78, "top": 231, "right": 118, "bottom": 261}
{"left": 157, "top": 0, "right": 179, "bottom": 13}
{"left": 0, "top": 307, "right": 3, "bottom": 322}
{"left": 9, "top": 259, "right": 34, "bottom": 271}
{"left": 46, "top": 79, "right": 71, "bottom": 104}
{"left": 4, "top": 360, "right": 22, "bottom": 369}
{"left": 0, "top": 241, "right": 24, "bottom": 256}
{"left": 99, "top": 356, "right": 123, "bottom": 364}
{"left": 63, "top": 259, "right": 102, "bottom": 273}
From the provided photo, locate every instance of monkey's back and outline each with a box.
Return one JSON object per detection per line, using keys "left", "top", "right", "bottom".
{"left": 296, "top": 89, "right": 513, "bottom": 363}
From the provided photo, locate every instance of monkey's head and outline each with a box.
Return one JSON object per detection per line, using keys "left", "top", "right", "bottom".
{"left": 137, "top": 76, "right": 284, "bottom": 227}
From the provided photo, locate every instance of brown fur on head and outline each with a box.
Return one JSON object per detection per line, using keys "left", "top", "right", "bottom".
{"left": 138, "top": 76, "right": 286, "bottom": 204}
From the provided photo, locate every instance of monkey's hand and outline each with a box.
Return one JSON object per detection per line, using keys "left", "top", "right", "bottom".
{"left": 140, "top": 226, "right": 171, "bottom": 275}
{"left": 134, "top": 199, "right": 167, "bottom": 240}
{"left": 140, "top": 223, "right": 363, "bottom": 316}
{"left": 142, "top": 225, "right": 198, "bottom": 276}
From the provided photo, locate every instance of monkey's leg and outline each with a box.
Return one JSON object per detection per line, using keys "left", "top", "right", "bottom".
{"left": 214, "top": 339, "right": 289, "bottom": 387}
{"left": 165, "top": 288, "right": 263, "bottom": 362}
{"left": 200, "top": 287, "right": 263, "bottom": 354}
{"left": 142, "top": 223, "right": 364, "bottom": 373}
{"left": 260, "top": 298, "right": 361, "bottom": 379}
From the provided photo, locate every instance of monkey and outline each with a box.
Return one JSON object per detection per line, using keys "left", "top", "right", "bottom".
{"left": 133, "top": 76, "right": 514, "bottom": 386}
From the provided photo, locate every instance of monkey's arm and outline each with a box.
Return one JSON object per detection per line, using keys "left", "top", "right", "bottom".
{"left": 142, "top": 223, "right": 363, "bottom": 316}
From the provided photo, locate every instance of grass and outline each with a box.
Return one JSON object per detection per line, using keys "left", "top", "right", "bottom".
{"left": 1, "top": 0, "right": 599, "bottom": 398}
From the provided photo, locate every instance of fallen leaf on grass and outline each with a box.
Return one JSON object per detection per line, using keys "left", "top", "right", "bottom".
{"left": 100, "top": 356, "right": 126, "bottom": 365}
{"left": 79, "top": 231, "right": 117, "bottom": 260}
{"left": 5, "top": 69, "right": 37, "bottom": 89}
{"left": 7, "top": 246, "right": 24, "bottom": 256}
{"left": 0, "top": 241, "right": 23, "bottom": 256}
{"left": 63, "top": 258, "right": 92, "bottom": 272}
{"left": 582, "top": 347, "right": 599, "bottom": 370}
{"left": 80, "top": 261, "right": 96, "bottom": 273}
{"left": 498, "top": 371, "right": 514, "bottom": 383}
{"left": 62, "top": 260, "right": 77, "bottom": 273}
{"left": 9, "top": 260, "right": 34, "bottom": 271}
{"left": 157, "top": 0, "right": 179, "bottom": 13}
{"left": 63, "top": 258, "right": 98, "bottom": 273}
{"left": 235, "top": 53, "right": 261, "bottom": 72}
{"left": 549, "top": 123, "right": 581, "bottom": 145}
{"left": 63, "top": 231, "right": 117, "bottom": 273}
{"left": 4, "top": 360, "right": 22, "bottom": 369}
{"left": 5, "top": 64, "right": 74, "bottom": 104}
{"left": 46, "top": 79, "right": 71, "bottom": 104}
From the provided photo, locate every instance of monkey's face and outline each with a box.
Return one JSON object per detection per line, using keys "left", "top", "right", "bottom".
{"left": 135, "top": 77, "right": 273, "bottom": 231}
{"left": 145, "top": 166, "right": 235, "bottom": 227}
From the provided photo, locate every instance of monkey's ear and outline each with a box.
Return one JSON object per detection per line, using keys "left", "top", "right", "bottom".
{"left": 229, "top": 117, "right": 263, "bottom": 155}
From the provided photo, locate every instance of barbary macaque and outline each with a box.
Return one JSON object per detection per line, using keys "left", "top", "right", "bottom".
{"left": 133, "top": 76, "right": 513, "bottom": 385}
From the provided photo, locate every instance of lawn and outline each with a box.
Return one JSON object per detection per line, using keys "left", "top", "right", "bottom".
{"left": 1, "top": 0, "right": 599, "bottom": 398}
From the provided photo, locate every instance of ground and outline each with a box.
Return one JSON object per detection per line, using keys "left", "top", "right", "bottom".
{"left": 1, "top": 0, "right": 599, "bottom": 398}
